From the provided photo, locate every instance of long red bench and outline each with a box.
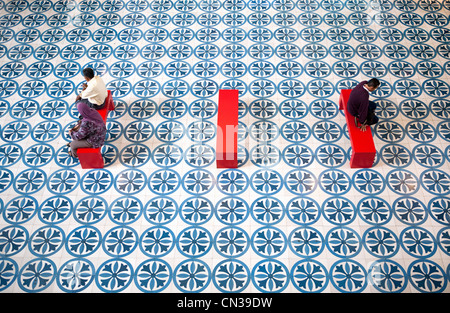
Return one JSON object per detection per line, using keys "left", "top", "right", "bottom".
{"left": 339, "top": 89, "right": 376, "bottom": 168}
{"left": 216, "top": 89, "right": 239, "bottom": 168}
{"left": 77, "top": 90, "right": 115, "bottom": 169}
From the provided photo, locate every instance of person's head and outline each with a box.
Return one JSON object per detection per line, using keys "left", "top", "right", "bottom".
{"left": 77, "top": 99, "right": 92, "bottom": 118}
{"left": 77, "top": 99, "right": 103, "bottom": 123}
{"left": 366, "top": 78, "right": 380, "bottom": 92}
{"left": 82, "top": 68, "right": 95, "bottom": 81}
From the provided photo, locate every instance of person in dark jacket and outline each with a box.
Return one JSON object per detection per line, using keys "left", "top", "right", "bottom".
{"left": 68, "top": 100, "right": 107, "bottom": 158}
{"left": 347, "top": 78, "right": 380, "bottom": 132}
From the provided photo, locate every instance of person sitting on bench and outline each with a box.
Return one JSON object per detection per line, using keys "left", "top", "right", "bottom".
{"left": 68, "top": 100, "right": 106, "bottom": 158}
{"left": 347, "top": 78, "right": 380, "bottom": 132}
{"left": 75, "top": 67, "right": 108, "bottom": 110}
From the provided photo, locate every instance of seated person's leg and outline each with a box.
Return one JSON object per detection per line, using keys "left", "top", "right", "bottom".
{"left": 69, "top": 139, "right": 92, "bottom": 157}
{"left": 366, "top": 110, "right": 379, "bottom": 125}
{"left": 77, "top": 98, "right": 105, "bottom": 110}
{"left": 371, "top": 115, "right": 379, "bottom": 125}
{"left": 92, "top": 101, "right": 106, "bottom": 110}
{"left": 367, "top": 101, "right": 379, "bottom": 125}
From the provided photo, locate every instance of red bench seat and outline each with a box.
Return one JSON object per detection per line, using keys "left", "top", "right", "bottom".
{"left": 339, "top": 89, "right": 376, "bottom": 168}
{"left": 216, "top": 89, "right": 239, "bottom": 168}
{"left": 77, "top": 90, "right": 114, "bottom": 169}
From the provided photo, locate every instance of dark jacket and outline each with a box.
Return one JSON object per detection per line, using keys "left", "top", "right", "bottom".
{"left": 347, "top": 81, "right": 369, "bottom": 124}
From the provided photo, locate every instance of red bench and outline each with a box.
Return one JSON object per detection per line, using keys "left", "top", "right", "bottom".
{"left": 339, "top": 89, "right": 376, "bottom": 168}
{"left": 77, "top": 90, "right": 114, "bottom": 169}
{"left": 216, "top": 89, "right": 239, "bottom": 168}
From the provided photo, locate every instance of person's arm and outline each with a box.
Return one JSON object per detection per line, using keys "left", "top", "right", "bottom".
{"left": 76, "top": 83, "right": 88, "bottom": 101}
{"left": 357, "top": 97, "right": 370, "bottom": 132}
{"left": 80, "top": 83, "right": 94, "bottom": 99}
{"left": 358, "top": 98, "right": 369, "bottom": 124}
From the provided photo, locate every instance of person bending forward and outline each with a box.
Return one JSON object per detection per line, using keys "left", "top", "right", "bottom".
{"left": 68, "top": 100, "right": 107, "bottom": 158}
{"left": 347, "top": 78, "right": 380, "bottom": 132}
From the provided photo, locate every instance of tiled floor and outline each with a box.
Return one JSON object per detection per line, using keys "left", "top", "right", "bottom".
{"left": 0, "top": 0, "right": 449, "bottom": 293}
